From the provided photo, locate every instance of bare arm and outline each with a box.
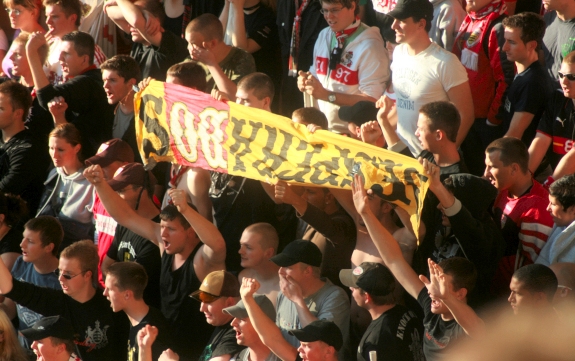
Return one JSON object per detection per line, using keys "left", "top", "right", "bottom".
{"left": 504, "top": 112, "right": 535, "bottom": 139}
{"left": 274, "top": 181, "right": 308, "bottom": 215}
{"left": 227, "top": 0, "right": 262, "bottom": 53}
{"left": 115, "top": 0, "right": 162, "bottom": 46}
{"left": 241, "top": 278, "right": 298, "bottom": 361}
{"left": 219, "top": 0, "right": 230, "bottom": 37}
{"left": 447, "top": 82, "right": 475, "bottom": 148}
{"left": 137, "top": 325, "right": 158, "bottom": 361}
{"left": 528, "top": 132, "right": 552, "bottom": 174}
{"left": 351, "top": 174, "right": 424, "bottom": 299}
{"left": 190, "top": 44, "right": 237, "bottom": 99}
{"left": 25, "top": 32, "right": 50, "bottom": 91}
{"left": 84, "top": 165, "right": 162, "bottom": 250}
{"left": 552, "top": 147, "right": 575, "bottom": 180}
{"left": 186, "top": 168, "right": 213, "bottom": 222}
{"left": 0, "top": 296, "right": 16, "bottom": 320}
{"left": 103, "top": 1, "right": 131, "bottom": 34}
{"left": 169, "top": 188, "right": 226, "bottom": 268}
{"left": 0, "top": 254, "right": 13, "bottom": 295}
{"left": 0, "top": 253, "right": 19, "bottom": 274}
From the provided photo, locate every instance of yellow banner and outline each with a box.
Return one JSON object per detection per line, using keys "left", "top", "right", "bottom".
{"left": 135, "top": 81, "right": 429, "bottom": 231}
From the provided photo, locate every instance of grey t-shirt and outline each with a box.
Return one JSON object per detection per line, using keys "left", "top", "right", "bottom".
{"left": 276, "top": 279, "right": 350, "bottom": 353}
{"left": 543, "top": 11, "right": 575, "bottom": 89}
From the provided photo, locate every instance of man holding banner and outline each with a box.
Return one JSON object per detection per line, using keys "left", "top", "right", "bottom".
{"left": 297, "top": 0, "right": 389, "bottom": 134}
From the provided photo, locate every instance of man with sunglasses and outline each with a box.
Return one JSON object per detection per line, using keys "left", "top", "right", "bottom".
{"left": 100, "top": 163, "right": 162, "bottom": 310}
{"left": 297, "top": 0, "right": 389, "bottom": 134}
{"left": 0, "top": 240, "right": 130, "bottom": 361}
{"left": 84, "top": 164, "right": 227, "bottom": 361}
{"left": 529, "top": 51, "right": 575, "bottom": 185}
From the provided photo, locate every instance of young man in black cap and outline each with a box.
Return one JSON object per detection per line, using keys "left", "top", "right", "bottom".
{"left": 84, "top": 164, "right": 226, "bottom": 360}
{"left": 189, "top": 270, "right": 244, "bottom": 360}
{"left": 339, "top": 262, "right": 424, "bottom": 361}
{"left": 352, "top": 174, "right": 485, "bottom": 361}
{"left": 100, "top": 163, "right": 162, "bottom": 309}
{"left": 223, "top": 294, "right": 279, "bottom": 361}
{"left": 85, "top": 138, "right": 135, "bottom": 288}
{"left": 270, "top": 240, "right": 349, "bottom": 356}
{"left": 22, "top": 315, "right": 76, "bottom": 361}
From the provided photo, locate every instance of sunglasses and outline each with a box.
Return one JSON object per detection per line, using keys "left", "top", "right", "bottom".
{"left": 558, "top": 71, "right": 575, "bottom": 81}
{"left": 54, "top": 269, "right": 86, "bottom": 280}
{"left": 193, "top": 291, "right": 221, "bottom": 303}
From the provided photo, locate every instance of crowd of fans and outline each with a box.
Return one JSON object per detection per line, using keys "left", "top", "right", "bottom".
{"left": 0, "top": 0, "right": 575, "bottom": 360}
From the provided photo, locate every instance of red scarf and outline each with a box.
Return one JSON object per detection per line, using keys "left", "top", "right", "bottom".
{"left": 288, "top": 0, "right": 311, "bottom": 77}
{"left": 454, "top": 0, "right": 506, "bottom": 71}
{"left": 335, "top": 18, "right": 361, "bottom": 48}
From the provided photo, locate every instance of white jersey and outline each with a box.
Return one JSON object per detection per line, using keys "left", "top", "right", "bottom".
{"left": 45, "top": 37, "right": 107, "bottom": 85}
{"left": 310, "top": 23, "right": 389, "bottom": 134}
{"left": 392, "top": 42, "right": 468, "bottom": 156}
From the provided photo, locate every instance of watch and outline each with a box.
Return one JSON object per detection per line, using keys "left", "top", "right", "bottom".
{"left": 328, "top": 92, "right": 336, "bottom": 103}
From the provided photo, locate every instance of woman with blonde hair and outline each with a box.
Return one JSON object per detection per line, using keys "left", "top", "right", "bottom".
{"left": 36, "top": 123, "right": 94, "bottom": 252}
{"left": 2, "top": 0, "right": 45, "bottom": 77}
{"left": 0, "top": 310, "right": 27, "bottom": 361}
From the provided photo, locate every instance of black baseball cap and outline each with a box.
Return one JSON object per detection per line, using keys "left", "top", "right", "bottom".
{"left": 339, "top": 262, "right": 395, "bottom": 296}
{"left": 289, "top": 320, "right": 343, "bottom": 351}
{"left": 388, "top": 0, "right": 434, "bottom": 22}
{"left": 270, "top": 240, "right": 322, "bottom": 267}
{"left": 21, "top": 316, "right": 75, "bottom": 341}
{"left": 338, "top": 101, "right": 378, "bottom": 127}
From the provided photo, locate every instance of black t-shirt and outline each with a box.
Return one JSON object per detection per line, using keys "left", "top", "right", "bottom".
{"left": 131, "top": 31, "right": 189, "bottom": 81}
{"left": 199, "top": 324, "right": 245, "bottom": 361}
{"left": 357, "top": 304, "right": 425, "bottom": 361}
{"left": 160, "top": 244, "right": 213, "bottom": 360}
{"left": 245, "top": 5, "right": 281, "bottom": 86}
{"left": 537, "top": 89, "right": 575, "bottom": 169}
{"left": 502, "top": 61, "right": 552, "bottom": 145}
{"left": 417, "top": 288, "right": 466, "bottom": 361}
{"left": 0, "top": 225, "right": 23, "bottom": 256}
{"left": 5, "top": 279, "right": 130, "bottom": 361}
{"left": 127, "top": 307, "right": 173, "bottom": 361}
{"left": 107, "top": 216, "right": 162, "bottom": 309}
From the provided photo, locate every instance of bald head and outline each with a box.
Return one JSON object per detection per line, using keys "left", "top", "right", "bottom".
{"left": 245, "top": 223, "right": 278, "bottom": 254}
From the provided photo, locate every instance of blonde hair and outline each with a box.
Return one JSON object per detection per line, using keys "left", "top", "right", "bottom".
{"left": 0, "top": 310, "right": 28, "bottom": 361}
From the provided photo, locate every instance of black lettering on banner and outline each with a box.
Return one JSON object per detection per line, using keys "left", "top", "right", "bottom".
{"left": 310, "top": 158, "right": 339, "bottom": 186}
{"left": 403, "top": 168, "right": 427, "bottom": 215}
{"left": 228, "top": 117, "right": 262, "bottom": 172}
{"left": 253, "top": 126, "right": 293, "bottom": 177}
{"left": 370, "top": 159, "right": 411, "bottom": 205}
{"left": 334, "top": 145, "right": 356, "bottom": 188}
{"left": 277, "top": 138, "right": 323, "bottom": 182}
{"left": 140, "top": 94, "right": 170, "bottom": 157}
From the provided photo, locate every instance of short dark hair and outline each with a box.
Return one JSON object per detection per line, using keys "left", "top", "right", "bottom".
{"left": 359, "top": 287, "right": 395, "bottom": 306}
{"left": 43, "top": 0, "right": 83, "bottom": 26}
{"left": 106, "top": 262, "right": 148, "bottom": 300}
{"left": 25, "top": 216, "right": 64, "bottom": 256}
{"left": 159, "top": 203, "right": 198, "bottom": 230}
{"left": 549, "top": 174, "right": 575, "bottom": 211}
{"left": 502, "top": 12, "right": 546, "bottom": 49}
{"left": 486, "top": 137, "right": 529, "bottom": 174}
{"left": 320, "top": 0, "right": 359, "bottom": 16}
{"left": 61, "top": 31, "right": 95, "bottom": 65}
{"left": 513, "top": 264, "right": 558, "bottom": 302}
{"left": 185, "top": 13, "right": 224, "bottom": 42}
{"left": 167, "top": 61, "right": 207, "bottom": 90}
{"left": 419, "top": 101, "right": 460, "bottom": 143}
{"left": 237, "top": 72, "right": 275, "bottom": 102}
{"left": 0, "top": 193, "right": 27, "bottom": 228}
{"left": 50, "top": 336, "right": 75, "bottom": 354}
{"left": 439, "top": 257, "right": 477, "bottom": 293}
{"left": 292, "top": 107, "right": 329, "bottom": 129}
{"left": 0, "top": 80, "right": 32, "bottom": 120}
{"left": 101, "top": 55, "right": 141, "bottom": 82}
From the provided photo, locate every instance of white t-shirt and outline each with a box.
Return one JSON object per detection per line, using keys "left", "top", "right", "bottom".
{"left": 310, "top": 23, "right": 389, "bottom": 134}
{"left": 392, "top": 42, "right": 468, "bottom": 156}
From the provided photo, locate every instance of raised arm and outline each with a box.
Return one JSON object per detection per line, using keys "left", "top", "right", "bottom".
{"left": 103, "top": 0, "right": 131, "bottom": 34}
{"left": 168, "top": 188, "right": 226, "bottom": 267}
{"left": 185, "top": 168, "right": 213, "bottom": 222}
{"left": 25, "top": 31, "right": 50, "bottom": 91}
{"left": 137, "top": 325, "right": 158, "bottom": 361}
{"left": 351, "top": 174, "right": 424, "bottom": 299}
{"left": 190, "top": 45, "right": 237, "bottom": 99}
{"left": 115, "top": 0, "right": 162, "bottom": 46}
{"left": 240, "top": 278, "right": 298, "bottom": 361}
{"left": 422, "top": 259, "right": 485, "bottom": 339}
{"left": 0, "top": 255, "right": 13, "bottom": 295}
{"left": 84, "top": 165, "right": 161, "bottom": 248}
{"left": 226, "top": 0, "right": 261, "bottom": 53}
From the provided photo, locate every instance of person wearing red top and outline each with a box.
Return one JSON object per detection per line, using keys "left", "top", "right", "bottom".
{"left": 484, "top": 137, "right": 554, "bottom": 296}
